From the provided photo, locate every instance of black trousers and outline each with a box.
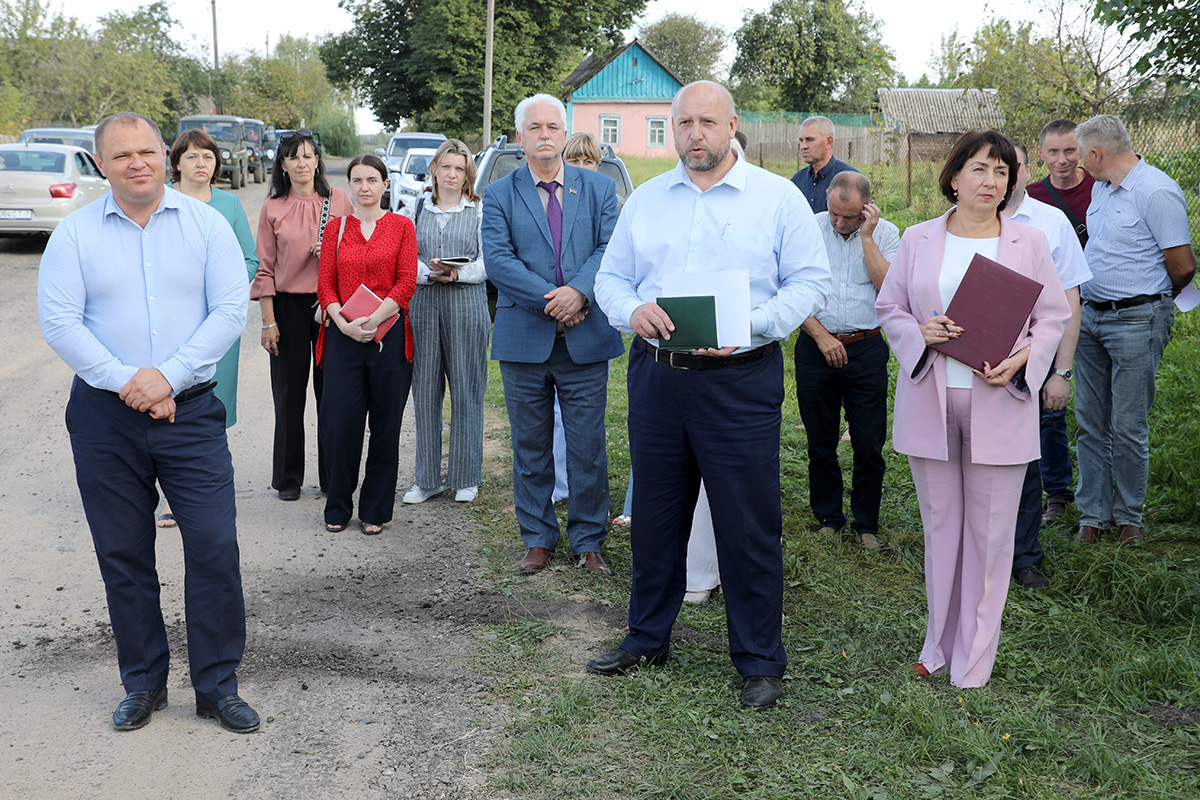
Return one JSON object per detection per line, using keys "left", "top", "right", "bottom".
{"left": 793, "top": 333, "right": 889, "bottom": 534}
{"left": 268, "top": 292, "right": 326, "bottom": 492}
{"left": 320, "top": 319, "right": 412, "bottom": 526}
{"left": 66, "top": 378, "right": 245, "bottom": 702}
{"left": 621, "top": 343, "right": 786, "bottom": 679}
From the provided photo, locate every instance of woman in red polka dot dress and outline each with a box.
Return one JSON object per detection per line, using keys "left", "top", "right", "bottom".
{"left": 316, "top": 154, "right": 417, "bottom": 534}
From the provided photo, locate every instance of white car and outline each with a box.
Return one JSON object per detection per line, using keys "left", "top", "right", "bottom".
{"left": 389, "top": 148, "right": 438, "bottom": 212}
{"left": 0, "top": 143, "right": 109, "bottom": 235}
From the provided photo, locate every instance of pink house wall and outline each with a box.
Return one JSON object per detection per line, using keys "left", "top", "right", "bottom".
{"left": 569, "top": 101, "right": 675, "bottom": 158}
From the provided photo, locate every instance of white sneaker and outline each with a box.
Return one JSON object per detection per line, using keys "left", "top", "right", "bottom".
{"left": 683, "top": 590, "right": 712, "bottom": 604}
{"left": 454, "top": 486, "right": 478, "bottom": 502}
{"left": 403, "top": 485, "right": 443, "bottom": 504}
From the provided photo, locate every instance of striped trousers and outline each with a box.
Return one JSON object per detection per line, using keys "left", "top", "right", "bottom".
{"left": 410, "top": 281, "right": 490, "bottom": 489}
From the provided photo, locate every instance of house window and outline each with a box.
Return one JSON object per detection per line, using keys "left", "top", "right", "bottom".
{"left": 647, "top": 118, "right": 667, "bottom": 147}
{"left": 600, "top": 116, "right": 620, "bottom": 146}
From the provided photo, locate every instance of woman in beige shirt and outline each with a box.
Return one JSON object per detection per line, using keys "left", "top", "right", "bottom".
{"left": 251, "top": 131, "right": 353, "bottom": 500}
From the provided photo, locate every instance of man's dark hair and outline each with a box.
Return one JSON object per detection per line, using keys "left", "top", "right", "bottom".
{"left": 94, "top": 112, "right": 163, "bottom": 158}
{"left": 268, "top": 131, "right": 331, "bottom": 199}
{"left": 1038, "top": 118, "right": 1077, "bottom": 145}
{"left": 829, "top": 171, "right": 871, "bottom": 203}
{"left": 938, "top": 130, "right": 1019, "bottom": 213}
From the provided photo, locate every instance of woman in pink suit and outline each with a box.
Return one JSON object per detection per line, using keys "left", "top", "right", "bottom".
{"left": 876, "top": 131, "right": 1070, "bottom": 688}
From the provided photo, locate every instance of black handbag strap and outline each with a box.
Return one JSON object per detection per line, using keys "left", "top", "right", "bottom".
{"left": 316, "top": 194, "right": 331, "bottom": 245}
{"left": 1040, "top": 176, "right": 1088, "bottom": 245}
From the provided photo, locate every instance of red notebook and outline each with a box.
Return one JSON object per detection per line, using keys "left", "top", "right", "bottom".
{"left": 930, "top": 253, "right": 1044, "bottom": 371}
{"left": 339, "top": 284, "right": 399, "bottom": 344}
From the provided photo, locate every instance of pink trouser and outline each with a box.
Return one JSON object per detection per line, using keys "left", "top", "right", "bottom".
{"left": 907, "top": 388, "right": 1025, "bottom": 688}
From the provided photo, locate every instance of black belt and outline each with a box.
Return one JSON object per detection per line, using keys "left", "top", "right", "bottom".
{"left": 636, "top": 337, "right": 776, "bottom": 370}
{"left": 832, "top": 328, "right": 881, "bottom": 344}
{"left": 175, "top": 380, "right": 217, "bottom": 404}
{"left": 1083, "top": 294, "right": 1168, "bottom": 312}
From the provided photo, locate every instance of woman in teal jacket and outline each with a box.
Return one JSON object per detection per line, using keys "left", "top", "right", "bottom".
{"left": 156, "top": 128, "right": 257, "bottom": 527}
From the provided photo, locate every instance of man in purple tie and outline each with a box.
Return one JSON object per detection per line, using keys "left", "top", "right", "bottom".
{"left": 482, "top": 94, "right": 624, "bottom": 576}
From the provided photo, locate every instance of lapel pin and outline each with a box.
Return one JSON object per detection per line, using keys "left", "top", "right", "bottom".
{"left": 569, "top": 187, "right": 578, "bottom": 195}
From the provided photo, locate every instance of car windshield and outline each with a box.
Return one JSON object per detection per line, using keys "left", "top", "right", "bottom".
{"left": 405, "top": 154, "right": 433, "bottom": 175}
{"left": 22, "top": 134, "right": 93, "bottom": 150}
{"left": 181, "top": 122, "right": 239, "bottom": 141}
{"left": 245, "top": 125, "right": 261, "bottom": 142}
{"left": 0, "top": 151, "right": 66, "bottom": 172}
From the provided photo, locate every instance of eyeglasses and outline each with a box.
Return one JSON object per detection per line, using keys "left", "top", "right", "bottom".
{"left": 279, "top": 129, "right": 313, "bottom": 141}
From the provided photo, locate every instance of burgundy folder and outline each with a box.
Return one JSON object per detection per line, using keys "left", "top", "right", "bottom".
{"left": 339, "top": 284, "right": 399, "bottom": 344}
{"left": 930, "top": 253, "right": 1044, "bottom": 371}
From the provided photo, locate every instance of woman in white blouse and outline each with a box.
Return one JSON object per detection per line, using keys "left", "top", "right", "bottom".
{"left": 401, "top": 139, "right": 490, "bottom": 504}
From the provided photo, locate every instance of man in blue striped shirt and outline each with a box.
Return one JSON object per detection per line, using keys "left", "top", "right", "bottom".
{"left": 38, "top": 112, "right": 258, "bottom": 733}
{"left": 1073, "top": 115, "right": 1197, "bottom": 546}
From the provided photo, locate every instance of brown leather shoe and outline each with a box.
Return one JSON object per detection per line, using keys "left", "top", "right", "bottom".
{"left": 1075, "top": 525, "right": 1103, "bottom": 544}
{"left": 517, "top": 547, "right": 551, "bottom": 574}
{"left": 583, "top": 551, "right": 612, "bottom": 576}
{"left": 1117, "top": 524, "right": 1144, "bottom": 545}
{"left": 1042, "top": 496, "right": 1069, "bottom": 523}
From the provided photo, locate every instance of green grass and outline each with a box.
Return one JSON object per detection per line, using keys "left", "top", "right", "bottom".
{"left": 464, "top": 317, "right": 1200, "bottom": 798}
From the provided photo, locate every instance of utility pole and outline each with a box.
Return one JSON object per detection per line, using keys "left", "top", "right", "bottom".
{"left": 483, "top": 0, "right": 494, "bottom": 143}
{"left": 211, "top": 0, "right": 222, "bottom": 113}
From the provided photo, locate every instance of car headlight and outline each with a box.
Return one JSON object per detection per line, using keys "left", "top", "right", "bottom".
{"left": 266, "top": 148, "right": 274, "bottom": 159}
{"left": 221, "top": 149, "right": 231, "bottom": 159}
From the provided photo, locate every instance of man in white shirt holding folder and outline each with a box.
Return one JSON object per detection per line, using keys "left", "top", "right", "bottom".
{"left": 590, "top": 81, "right": 830, "bottom": 709}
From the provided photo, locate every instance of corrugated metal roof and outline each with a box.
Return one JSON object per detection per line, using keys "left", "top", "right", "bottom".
{"left": 563, "top": 39, "right": 684, "bottom": 99}
{"left": 877, "top": 88, "right": 1006, "bottom": 134}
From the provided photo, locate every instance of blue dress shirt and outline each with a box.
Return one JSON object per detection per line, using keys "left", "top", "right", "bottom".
{"left": 789, "top": 157, "right": 860, "bottom": 213}
{"left": 38, "top": 188, "right": 249, "bottom": 395}
{"left": 595, "top": 154, "right": 830, "bottom": 349}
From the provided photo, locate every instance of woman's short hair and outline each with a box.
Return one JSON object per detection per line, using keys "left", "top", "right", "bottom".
{"left": 347, "top": 153, "right": 388, "bottom": 182}
{"left": 268, "top": 130, "right": 331, "bottom": 199}
{"left": 564, "top": 132, "right": 601, "bottom": 165}
{"left": 938, "top": 130, "right": 1019, "bottom": 213}
{"left": 169, "top": 129, "right": 221, "bottom": 185}
{"left": 429, "top": 139, "right": 479, "bottom": 204}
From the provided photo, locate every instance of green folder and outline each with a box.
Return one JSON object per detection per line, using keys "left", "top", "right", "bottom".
{"left": 656, "top": 295, "right": 718, "bottom": 350}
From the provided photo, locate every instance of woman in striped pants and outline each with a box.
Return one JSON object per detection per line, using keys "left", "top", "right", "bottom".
{"left": 401, "top": 139, "right": 490, "bottom": 504}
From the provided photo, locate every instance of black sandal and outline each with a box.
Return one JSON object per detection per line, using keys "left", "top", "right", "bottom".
{"left": 360, "top": 521, "right": 383, "bottom": 535}
{"left": 325, "top": 522, "right": 346, "bottom": 532}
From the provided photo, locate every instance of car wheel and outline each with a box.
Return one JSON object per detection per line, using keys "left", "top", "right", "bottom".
{"left": 255, "top": 163, "right": 265, "bottom": 183}
{"left": 230, "top": 166, "right": 241, "bottom": 190}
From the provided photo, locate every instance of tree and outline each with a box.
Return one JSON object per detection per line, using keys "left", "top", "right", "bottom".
{"left": 637, "top": 12, "right": 726, "bottom": 85}
{"left": 322, "top": 0, "right": 648, "bottom": 137}
{"left": 730, "top": 0, "right": 895, "bottom": 113}
{"left": 1093, "top": 0, "right": 1200, "bottom": 99}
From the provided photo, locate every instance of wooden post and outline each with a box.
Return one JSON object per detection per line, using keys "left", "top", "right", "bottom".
{"left": 906, "top": 132, "right": 914, "bottom": 207}
{"left": 758, "top": 142, "right": 764, "bottom": 167}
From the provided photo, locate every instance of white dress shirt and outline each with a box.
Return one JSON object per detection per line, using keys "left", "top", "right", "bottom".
{"left": 1008, "top": 194, "right": 1092, "bottom": 291}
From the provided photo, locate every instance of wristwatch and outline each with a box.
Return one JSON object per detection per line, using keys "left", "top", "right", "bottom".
{"left": 1053, "top": 368, "right": 1073, "bottom": 380}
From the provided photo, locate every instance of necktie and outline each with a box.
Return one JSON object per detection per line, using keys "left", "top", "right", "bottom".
{"left": 538, "top": 180, "right": 564, "bottom": 286}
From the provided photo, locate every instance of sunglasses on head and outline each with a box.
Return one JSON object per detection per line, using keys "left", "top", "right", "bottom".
{"left": 279, "top": 129, "right": 313, "bottom": 141}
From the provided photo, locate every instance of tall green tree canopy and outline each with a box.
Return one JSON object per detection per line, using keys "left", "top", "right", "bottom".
{"left": 637, "top": 13, "right": 726, "bottom": 85}
{"left": 1094, "top": 0, "right": 1200, "bottom": 98}
{"left": 730, "top": 0, "right": 894, "bottom": 113}
{"left": 322, "top": 0, "right": 647, "bottom": 137}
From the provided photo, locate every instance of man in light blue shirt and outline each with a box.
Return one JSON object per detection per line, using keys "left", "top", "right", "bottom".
{"left": 1073, "top": 115, "right": 1196, "bottom": 546}
{"left": 1003, "top": 140, "right": 1092, "bottom": 589}
{"left": 589, "top": 81, "right": 830, "bottom": 709}
{"left": 38, "top": 112, "right": 258, "bottom": 734}
{"left": 796, "top": 171, "right": 899, "bottom": 553}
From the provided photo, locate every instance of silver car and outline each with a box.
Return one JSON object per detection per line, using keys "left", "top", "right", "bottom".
{"left": 0, "top": 143, "right": 109, "bottom": 235}
{"left": 389, "top": 148, "right": 438, "bottom": 213}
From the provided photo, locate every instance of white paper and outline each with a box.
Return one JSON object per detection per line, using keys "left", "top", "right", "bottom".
{"left": 658, "top": 270, "right": 751, "bottom": 349}
{"left": 1174, "top": 283, "right": 1200, "bottom": 312}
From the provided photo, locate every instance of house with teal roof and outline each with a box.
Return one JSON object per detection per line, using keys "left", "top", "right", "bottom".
{"left": 563, "top": 39, "right": 684, "bottom": 158}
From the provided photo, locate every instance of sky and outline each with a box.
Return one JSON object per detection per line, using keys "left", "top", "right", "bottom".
{"left": 52, "top": 0, "right": 1029, "bottom": 133}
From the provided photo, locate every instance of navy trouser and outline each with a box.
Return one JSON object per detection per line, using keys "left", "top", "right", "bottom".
{"left": 66, "top": 378, "right": 245, "bottom": 702}
{"left": 1039, "top": 404, "right": 1074, "bottom": 501}
{"left": 320, "top": 319, "right": 412, "bottom": 526}
{"left": 621, "top": 343, "right": 787, "bottom": 679}
{"left": 793, "top": 332, "right": 889, "bottom": 534}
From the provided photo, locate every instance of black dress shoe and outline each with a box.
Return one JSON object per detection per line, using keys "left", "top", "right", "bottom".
{"left": 113, "top": 687, "right": 168, "bottom": 731}
{"left": 1013, "top": 565, "right": 1049, "bottom": 590}
{"left": 586, "top": 647, "right": 668, "bottom": 676}
{"left": 740, "top": 676, "right": 783, "bottom": 709}
{"left": 278, "top": 486, "right": 301, "bottom": 501}
{"left": 196, "top": 694, "right": 260, "bottom": 733}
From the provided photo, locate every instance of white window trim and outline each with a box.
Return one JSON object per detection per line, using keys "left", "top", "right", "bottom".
{"left": 599, "top": 115, "right": 620, "bottom": 147}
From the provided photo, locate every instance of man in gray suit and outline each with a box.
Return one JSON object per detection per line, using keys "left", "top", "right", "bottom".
{"left": 482, "top": 93, "right": 624, "bottom": 576}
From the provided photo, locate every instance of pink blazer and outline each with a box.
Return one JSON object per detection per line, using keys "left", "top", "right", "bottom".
{"left": 876, "top": 210, "right": 1070, "bottom": 465}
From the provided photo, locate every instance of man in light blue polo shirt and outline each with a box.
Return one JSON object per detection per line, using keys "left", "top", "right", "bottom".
{"left": 796, "top": 171, "right": 899, "bottom": 552}
{"left": 38, "top": 112, "right": 258, "bottom": 733}
{"left": 1073, "top": 115, "right": 1196, "bottom": 546}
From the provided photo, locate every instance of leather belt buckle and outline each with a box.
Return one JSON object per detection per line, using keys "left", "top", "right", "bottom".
{"left": 667, "top": 350, "right": 692, "bottom": 370}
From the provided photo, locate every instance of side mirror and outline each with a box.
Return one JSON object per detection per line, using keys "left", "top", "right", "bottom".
{"left": 374, "top": 148, "right": 386, "bottom": 157}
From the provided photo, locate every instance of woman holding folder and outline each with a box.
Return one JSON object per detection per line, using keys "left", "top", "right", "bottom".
{"left": 317, "top": 154, "right": 417, "bottom": 534}
{"left": 876, "top": 131, "right": 1070, "bottom": 688}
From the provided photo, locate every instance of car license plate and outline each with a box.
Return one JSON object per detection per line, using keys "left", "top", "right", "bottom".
{"left": 0, "top": 209, "right": 33, "bottom": 220}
